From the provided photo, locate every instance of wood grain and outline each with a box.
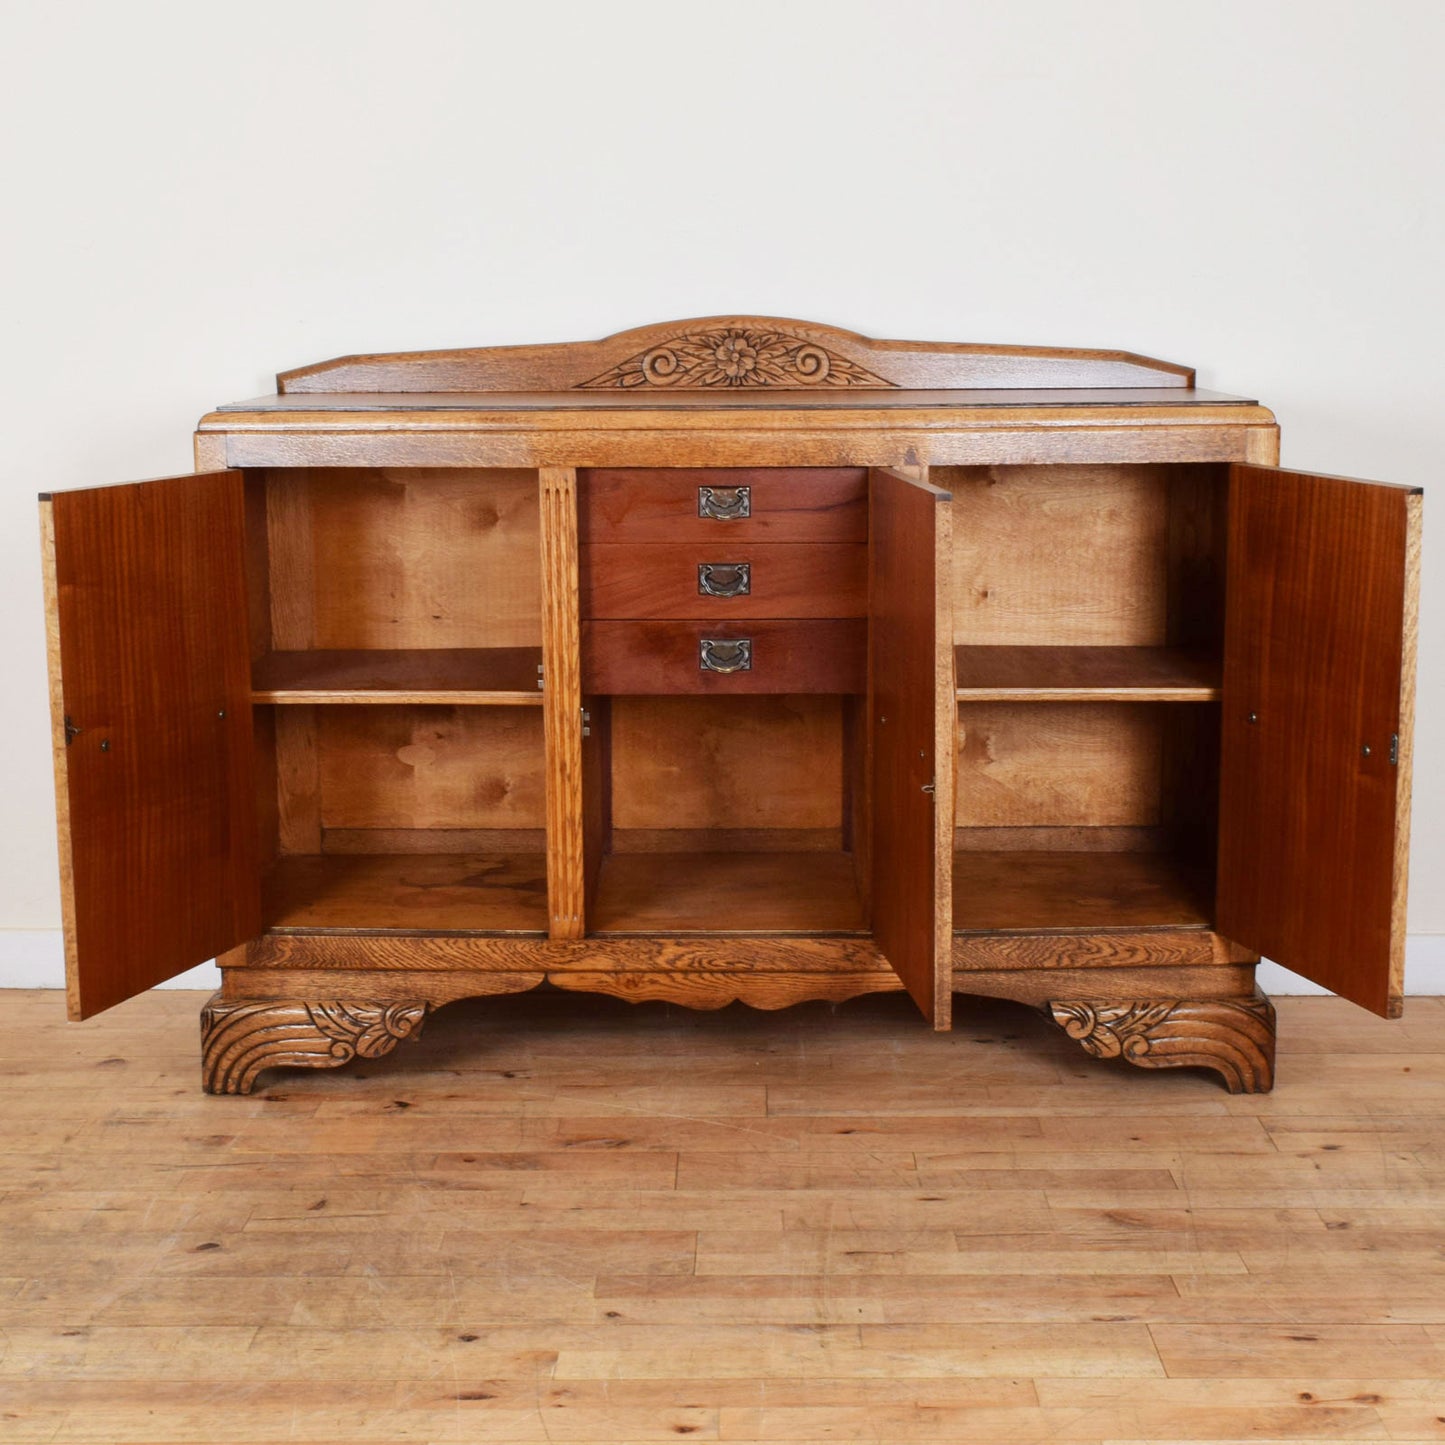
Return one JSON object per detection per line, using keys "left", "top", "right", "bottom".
{"left": 589, "top": 852, "right": 867, "bottom": 934}
{"left": 540, "top": 467, "right": 586, "bottom": 940}
{"left": 609, "top": 695, "right": 843, "bottom": 832}
{"left": 579, "top": 467, "right": 867, "bottom": 543}
{"left": 42, "top": 472, "right": 258, "bottom": 1019}
{"left": 953, "top": 825, "right": 1165, "bottom": 852}
{"left": 958, "top": 962, "right": 1259, "bottom": 1007}
{"left": 233, "top": 931, "right": 893, "bottom": 974}
{"left": 201, "top": 994, "right": 429, "bottom": 1095}
{"left": 273, "top": 315, "right": 1198, "bottom": 392}
{"left": 216, "top": 413, "right": 1279, "bottom": 473}
{"left": 869, "top": 468, "right": 954, "bottom": 1029}
{"left": 954, "top": 645, "right": 1219, "bottom": 701}
{"left": 321, "top": 827, "right": 547, "bottom": 854}
{"left": 263, "top": 467, "right": 542, "bottom": 650}
{"left": 262, "top": 852, "right": 548, "bottom": 932}
{"left": 223, "top": 966, "right": 545, "bottom": 1005}
{"left": 953, "top": 851, "right": 1213, "bottom": 931}
{"left": 581, "top": 693, "right": 611, "bottom": 921}
{"left": 311, "top": 705, "right": 546, "bottom": 833}
{"left": 9, "top": 988, "right": 1445, "bottom": 1439}
{"left": 582, "top": 619, "right": 865, "bottom": 694}
{"left": 1047, "top": 992, "right": 1275, "bottom": 1094}
{"left": 251, "top": 647, "right": 543, "bottom": 704}
{"left": 944, "top": 464, "right": 1170, "bottom": 645}
{"left": 1165, "top": 462, "right": 1229, "bottom": 652}
{"left": 273, "top": 705, "right": 321, "bottom": 854}
{"left": 581, "top": 541, "right": 866, "bottom": 619}
{"left": 547, "top": 969, "right": 901, "bottom": 1010}
{"left": 955, "top": 702, "right": 1164, "bottom": 828}
{"left": 612, "top": 828, "right": 841, "bottom": 853}
{"left": 38, "top": 503, "right": 79, "bottom": 1018}
{"left": 954, "top": 929, "right": 1253, "bottom": 971}
{"left": 249, "top": 708, "right": 280, "bottom": 868}
{"left": 1217, "top": 465, "right": 1420, "bottom": 1017}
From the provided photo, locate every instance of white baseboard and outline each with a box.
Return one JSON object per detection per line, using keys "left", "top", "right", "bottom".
{"left": 0, "top": 933, "right": 218, "bottom": 990}
{"left": 1, "top": 929, "right": 1442, "bottom": 995}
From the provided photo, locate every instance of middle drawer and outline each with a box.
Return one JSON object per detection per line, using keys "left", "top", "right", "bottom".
{"left": 580, "top": 542, "right": 866, "bottom": 620}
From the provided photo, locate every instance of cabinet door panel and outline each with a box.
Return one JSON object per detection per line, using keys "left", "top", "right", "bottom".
{"left": 42, "top": 470, "right": 259, "bottom": 1019}
{"left": 869, "top": 467, "right": 954, "bottom": 1029}
{"left": 1218, "top": 464, "right": 1420, "bottom": 1016}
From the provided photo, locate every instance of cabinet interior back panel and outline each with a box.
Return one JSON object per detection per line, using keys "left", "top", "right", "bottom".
{"left": 943, "top": 465, "right": 1170, "bottom": 645}
{"left": 955, "top": 702, "right": 1163, "bottom": 829}
{"left": 260, "top": 469, "right": 542, "bottom": 649}
{"left": 266, "top": 704, "right": 546, "bottom": 855}
{"left": 610, "top": 696, "right": 844, "bottom": 837}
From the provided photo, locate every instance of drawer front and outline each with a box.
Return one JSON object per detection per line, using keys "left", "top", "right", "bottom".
{"left": 580, "top": 468, "right": 868, "bottom": 544}
{"left": 582, "top": 620, "right": 865, "bottom": 694}
{"left": 581, "top": 543, "right": 866, "bottom": 620}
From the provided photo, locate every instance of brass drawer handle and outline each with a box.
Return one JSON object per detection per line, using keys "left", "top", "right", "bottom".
{"left": 699, "top": 637, "right": 752, "bottom": 673}
{"left": 698, "top": 485, "right": 751, "bottom": 520}
{"left": 698, "top": 562, "right": 751, "bottom": 598}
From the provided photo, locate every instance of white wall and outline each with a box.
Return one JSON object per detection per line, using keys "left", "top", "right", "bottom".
{"left": 1, "top": 0, "right": 1440, "bottom": 992}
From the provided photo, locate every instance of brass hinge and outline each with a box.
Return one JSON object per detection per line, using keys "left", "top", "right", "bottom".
{"left": 1390, "top": 733, "right": 1400, "bottom": 767}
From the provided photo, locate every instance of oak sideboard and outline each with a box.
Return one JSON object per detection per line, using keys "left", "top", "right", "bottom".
{"left": 40, "top": 317, "right": 1421, "bottom": 1094}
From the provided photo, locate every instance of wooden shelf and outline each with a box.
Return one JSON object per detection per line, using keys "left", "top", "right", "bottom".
{"left": 954, "top": 646, "right": 1220, "bottom": 702}
{"left": 263, "top": 852, "right": 549, "bottom": 932}
{"left": 590, "top": 852, "right": 867, "bottom": 935}
{"left": 251, "top": 648, "right": 544, "bottom": 705}
{"left": 953, "top": 850, "right": 1213, "bottom": 932}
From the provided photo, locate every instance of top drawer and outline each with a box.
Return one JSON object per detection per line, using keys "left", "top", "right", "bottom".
{"left": 579, "top": 468, "right": 868, "bottom": 544}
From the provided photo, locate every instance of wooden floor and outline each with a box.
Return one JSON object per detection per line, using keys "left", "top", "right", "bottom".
{"left": 2, "top": 989, "right": 1445, "bottom": 1444}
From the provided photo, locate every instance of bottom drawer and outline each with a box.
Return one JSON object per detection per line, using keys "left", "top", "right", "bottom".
{"left": 582, "top": 619, "right": 865, "bottom": 694}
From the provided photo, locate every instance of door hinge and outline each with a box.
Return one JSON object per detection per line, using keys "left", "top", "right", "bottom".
{"left": 1390, "top": 733, "right": 1399, "bottom": 766}
{"left": 63, "top": 715, "right": 82, "bottom": 746}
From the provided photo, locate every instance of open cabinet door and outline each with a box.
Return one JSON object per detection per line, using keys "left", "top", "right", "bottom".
{"left": 1218, "top": 464, "right": 1421, "bottom": 1017}
{"left": 41, "top": 471, "right": 259, "bottom": 1020}
{"left": 869, "top": 467, "right": 954, "bottom": 1029}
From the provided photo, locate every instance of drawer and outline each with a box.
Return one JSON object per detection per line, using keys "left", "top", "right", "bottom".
{"left": 581, "top": 542, "right": 865, "bottom": 620}
{"left": 582, "top": 620, "right": 865, "bottom": 694}
{"left": 579, "top": 468, "right": 868, "bottom": 544}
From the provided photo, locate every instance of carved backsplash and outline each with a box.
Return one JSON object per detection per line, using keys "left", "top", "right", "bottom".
{"left": 577, "top": 326, "right": 894, "bottom": 389}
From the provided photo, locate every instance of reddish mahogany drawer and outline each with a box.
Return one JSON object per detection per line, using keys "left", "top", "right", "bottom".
{"left": 581, "top": 619, "right": 865, "bottom": 694}
{"left": 580, "top": 542, "right": 865, "bottom": 620}
{"left": 579, "top": 468, "right": 868, "bottom": 544}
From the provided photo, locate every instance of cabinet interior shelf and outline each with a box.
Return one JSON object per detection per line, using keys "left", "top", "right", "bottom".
{"left": 251, "top": 648, "right": 544, "bottom": 705}
{"left": 590, "top": 852, "right": 868, "bottom": 935}
{"left": 953, "top": 850, "right": 1214, "bottom": 932}
{"left": 264, "top": 852, "right": 549, "bottom": 932}
{"left": 954, "top": 646, "right": 1221, "bottom": 702}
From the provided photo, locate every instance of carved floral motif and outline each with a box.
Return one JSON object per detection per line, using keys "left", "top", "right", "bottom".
{"left": 201, "top": 995, "right": 429, "bottom": 1095}
{"left": 578, "top": 327, "right": 893, "bottom": 389}
{"left": 1047, "top": 994, "right": 1276, "bottom": 1094}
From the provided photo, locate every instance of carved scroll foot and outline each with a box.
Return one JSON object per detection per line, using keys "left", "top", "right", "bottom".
{"left": 1046, "top": 990, "right": 1276, "bottom": 1094}
{"left": 201, "top": 994, "right": 429, "bottom": 1095}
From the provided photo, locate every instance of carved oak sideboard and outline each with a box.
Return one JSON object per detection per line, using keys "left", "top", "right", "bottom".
{"left": 39, "top": 318, "right": 1421, "bottom": 1094}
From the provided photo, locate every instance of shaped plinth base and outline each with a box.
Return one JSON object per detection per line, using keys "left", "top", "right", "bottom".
{"left": 1046, "top": 989, "right": 1276, "bottom": 1094}
{"left": 201, "top": 994, "right": 429, "bottom": 1095}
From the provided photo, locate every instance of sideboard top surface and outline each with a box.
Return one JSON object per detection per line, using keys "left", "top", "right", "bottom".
{"left": 213, "top": 387, "right": 1257, "bottom": 414}
{"left": 193, "top": 320, "right": 1277, "bottom": 465}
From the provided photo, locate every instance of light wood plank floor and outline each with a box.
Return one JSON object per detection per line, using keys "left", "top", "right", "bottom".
{"left": 2, "top": 987, "right": 1444, "bottom": 1443}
